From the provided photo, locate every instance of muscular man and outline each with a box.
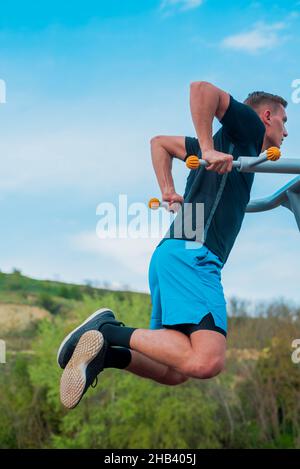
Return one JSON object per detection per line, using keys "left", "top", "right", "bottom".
{"left": 57, "top": 83, "right": 288, "bottom": 409}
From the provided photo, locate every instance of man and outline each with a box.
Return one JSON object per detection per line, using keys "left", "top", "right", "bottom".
{"left": 57, "top": 82, "right": 288, "bottom": 409}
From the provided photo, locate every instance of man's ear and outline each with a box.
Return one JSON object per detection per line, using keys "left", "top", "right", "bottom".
{"left": 260, "top": 109, "right": 271, "bottom": 127}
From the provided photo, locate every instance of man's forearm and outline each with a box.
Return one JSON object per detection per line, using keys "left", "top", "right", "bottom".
{"left": 151, "top": 140, "right": 175, "bottom": 195}
{"left": 190, "top": 81, "right": 221, "bottom": 153}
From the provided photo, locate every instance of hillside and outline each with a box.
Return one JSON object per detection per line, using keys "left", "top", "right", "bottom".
{"left": 0, "top": 270, "right": 148, "bottom": 351}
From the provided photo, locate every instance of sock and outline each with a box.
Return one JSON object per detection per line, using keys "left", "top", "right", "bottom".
{"left": 104, "top": 346, "right": 132, "bottom": 369}
{"left": 101, "top": 324, "right": 136, "bottom": 348}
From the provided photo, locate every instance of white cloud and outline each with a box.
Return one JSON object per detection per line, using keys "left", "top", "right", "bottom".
{"left": 221, "top": 22, "right": 286, "bottom": 54}
{"left": 3, "top": 218, "right": 299, "bottom": 301}
{"left": 160, "top": 0, "right": 203, "bottom": 13}
{"left": 70, "top": 227, "right": 166, "bottom": 276}
{"left": 70, "top": 193, "right": 178, "bottom": 260}
{"left": 0, "top": 95, "right": 190, "bottom": 197}
{"left": 68, "top": 218, "right": 300, "bottom": 302}
{"left": 0, "top": 124, "right": 153, "bottom": 196}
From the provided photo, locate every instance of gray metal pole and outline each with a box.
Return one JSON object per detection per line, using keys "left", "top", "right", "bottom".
{"left": 246, "top": 176, "right": 300, "bottom": 231}
{"left": 200, "top": 157, "right": 300, "bottom": 174}
{"left": 238, "top": 157, "right": 300, "bottom": 174}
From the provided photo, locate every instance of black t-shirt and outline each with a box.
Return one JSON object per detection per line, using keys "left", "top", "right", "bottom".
{"left": 158, "top": 95, "right": 266, "bottom": 264}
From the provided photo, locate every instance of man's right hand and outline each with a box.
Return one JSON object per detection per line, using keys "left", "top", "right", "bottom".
{"left": 162, "top": 190, "right": 184, "bottom": 212}
{"left": 202, "top": 149, "right": 233, "bottom": 174}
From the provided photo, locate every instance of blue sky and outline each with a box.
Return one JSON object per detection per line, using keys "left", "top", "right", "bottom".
{"left": 1, "top": 0, "right": 300, "bottom": 304}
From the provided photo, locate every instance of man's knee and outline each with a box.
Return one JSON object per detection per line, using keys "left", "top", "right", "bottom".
{"left": 182, "top": 355, "right": 225, "bottom": 380}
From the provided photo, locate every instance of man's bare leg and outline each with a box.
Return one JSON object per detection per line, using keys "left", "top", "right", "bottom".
{"left": 125, "top": 350, "right": 189, "bottom": 385}
{"left": 128, "top": 328, "right": 226, "bottom": 379}
{"left": 59, "top": 326, "right": 225, "bottom": 409}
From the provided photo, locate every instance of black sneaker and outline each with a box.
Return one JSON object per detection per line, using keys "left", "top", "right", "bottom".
{"left": 60, "top": 330, "right": 107, "bottom": 409}
{"left": 57, "top": 308, "right": 124, "bottom": 369}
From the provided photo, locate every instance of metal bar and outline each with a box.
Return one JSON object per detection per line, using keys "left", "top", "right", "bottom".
{"left": 246, "top": 177, "right": 300, "bottom": 212}
{"left": 200, "top": 157, "right": 300, "bottom": 174}
{"left": 238, "top": 157, "right": 300, "bottom": 174}
{"left": 246, "top": 176, "right": 300, "bottom": 232}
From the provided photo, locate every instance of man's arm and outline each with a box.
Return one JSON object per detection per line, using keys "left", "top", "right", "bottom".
{"left": 190, "top": 81, "right": 233, "bottom": 174}
{"left": 150, "top": 135, "right": 186, "bottom": 210}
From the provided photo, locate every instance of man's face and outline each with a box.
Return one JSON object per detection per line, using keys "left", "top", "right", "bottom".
{"left": 261, "top": 104, "right": 288, "bottom": 148}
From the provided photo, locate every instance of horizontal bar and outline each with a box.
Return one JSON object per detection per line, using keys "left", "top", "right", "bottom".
{"left": 238, "top": 157, "right": 300, "bottom": 174}
{"left": 199, "top": 157, "right": 300, "bottom": 174}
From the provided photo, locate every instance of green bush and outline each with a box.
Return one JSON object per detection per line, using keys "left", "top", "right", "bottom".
{"left": 37, "top": 293, "right": 62, "bottom": 315}
{"left": 58, "top": 286, "right": 83, "bottom": 301}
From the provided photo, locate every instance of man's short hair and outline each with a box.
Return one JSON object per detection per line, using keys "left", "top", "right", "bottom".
{"left": 244, "top": 91, "right": 288, "bottom": 111}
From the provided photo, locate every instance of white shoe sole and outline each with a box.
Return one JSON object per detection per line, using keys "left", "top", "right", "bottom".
{"left": 60, "top": 330, "right": 104, "bottom": 409}
{"left": 56, "top": 307, "right": 112, "bottom": 366}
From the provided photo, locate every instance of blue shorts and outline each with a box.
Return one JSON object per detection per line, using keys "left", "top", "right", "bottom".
{"left": 148, "top": 239, "right": 227, "bottom": 334}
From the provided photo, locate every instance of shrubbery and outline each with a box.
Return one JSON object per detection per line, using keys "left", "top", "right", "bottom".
{"left": 1, "top": 290, "right": 300, "bottom": 448}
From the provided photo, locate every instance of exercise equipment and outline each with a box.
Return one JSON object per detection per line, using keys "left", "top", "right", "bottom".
{"left": 148, "top": 197, "right": 180, "bottom": 213}
{"left": 246, "top": 175, "right": 300, "bottom": 230}
{"left": 149, "top": 147, "right": 300, "bottom": 231}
